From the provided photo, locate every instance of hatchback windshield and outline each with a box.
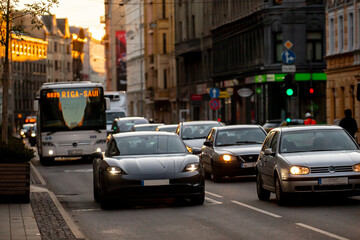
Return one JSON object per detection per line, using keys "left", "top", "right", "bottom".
{"left": 216, "top": 128, "right": 266, "bottom": 146}
{"left": 115, "top": 135, "right": 187, "bottom": 155}
{"left": 280, "top": 129, "right": 358, "bottom": 153}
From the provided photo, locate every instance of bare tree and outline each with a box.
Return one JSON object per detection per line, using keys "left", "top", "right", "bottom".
{"left": 0, "top": 0, "right": 58, "bottom": 143}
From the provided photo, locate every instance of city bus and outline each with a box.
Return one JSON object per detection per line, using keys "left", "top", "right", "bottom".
{"left": 34, "top": 81, "right": 109, "bottom": 165}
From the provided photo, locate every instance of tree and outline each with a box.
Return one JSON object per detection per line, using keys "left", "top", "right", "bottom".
{"left": 0, "top": 0, "right": 58, "bottom": 143}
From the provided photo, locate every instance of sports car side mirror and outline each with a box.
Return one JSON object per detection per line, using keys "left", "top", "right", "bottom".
{"left": 91, "top": 151, "right": 103, "bottom": 160}
{"left": 203, "top": 140, "right": 213, "bottom": 147}
{"left": 192, "top": 147, "right": 201, "bottom": 155}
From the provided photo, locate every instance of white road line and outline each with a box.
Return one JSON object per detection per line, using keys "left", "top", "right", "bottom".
{"left": 72, "top": 209, "right": 101, "bottom": 212}
{"left": 205, "top": 191, "right": 223, "bottom": 198}
{"left": 64, "top": 169, "right": 92, "bottom": 173}
{"left": 205, "top": 197, "right": 222, "bottom": 205}
{"left": 231, "top": 200, "right": 282, "bottom": 218}
{"left": 295, "top": 223, "right": 349, "bottom": 240}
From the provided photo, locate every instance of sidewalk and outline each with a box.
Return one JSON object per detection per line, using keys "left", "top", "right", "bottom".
{"left": 0, "top": 162, "right": 85, "bottom": 240}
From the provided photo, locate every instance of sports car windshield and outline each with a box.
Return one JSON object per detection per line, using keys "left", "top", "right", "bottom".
{"left": 216, "top": 128, "right": 266, "bottom": 146}
{"left": 280, "top": 129, "right": 359, "bottom": 153}
{"left": 115, "top": 135, "right": 188, "bottom": 155}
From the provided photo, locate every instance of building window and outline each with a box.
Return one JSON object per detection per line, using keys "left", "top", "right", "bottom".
{"left": 274, "top": 32, "right": 283, "bottom": 63}
{"left": 163, "top": 33, "right": 167, "bottom": 53}
{"left": 329, "top": 18, "right": 335, "bottom": 54}
{"left": 54, "top": 42, "right": 58, "bottom": 53}
{"left": 55, "top": 60, "right": 59, "bottom": 71}
{"left": 163, "top": 69, "right": 167, "bottom": 89}
{"left": 338, "top": 15, "right": 344, "bottom": 53}
{"left": 273, "top": 0, "right": 282, "bottom": 5}
{"left": 348, "top": 12, "right": 354, "bottom": 51}
{"left": 162, "top": 0, "right": 166, "bottom": 19}
{"left": 306, "top": 32, "right": 322, "bottom": 62}
{"left": 192, "top": 15, "right": 195, "bottom": 38}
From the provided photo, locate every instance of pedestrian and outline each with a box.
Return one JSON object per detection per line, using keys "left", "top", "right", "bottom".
{"left": 304, "top": 112, "right": 316, "bottom": 125}
{"left": 339, "top": 109, "right": 358, "bottom": 138}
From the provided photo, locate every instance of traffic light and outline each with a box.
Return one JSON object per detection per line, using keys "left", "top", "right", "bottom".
{"left": 284, "top": 74, "right": 295, "bottom": 97}
{"left": 309, "top": 87, "right": 314, "bottom": 94}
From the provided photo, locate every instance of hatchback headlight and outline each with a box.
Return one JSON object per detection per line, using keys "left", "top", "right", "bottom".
{"left": 290, "top": 166, "right": 310, "bottom": 175}
{"left": 184, "top": 163, "right": 200, "bottom": 172}
{"left": 106, "top": 166, "right": 126, "bottom": 175}
{"left": 353, "top": 163, "right": 360, "bottom": 172}
{"left": 220, "top": 154, "right": 236, "bottom": 162}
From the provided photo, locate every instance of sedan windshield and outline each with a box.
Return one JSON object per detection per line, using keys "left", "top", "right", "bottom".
{"left": 115, "top": 135, "right": 187, "bottom": 155}
{"left": 280, "top": 129, "right": 359, "bottom": 153}
{"left": 182, "top": 123, "right": 221, "bottom": 139}
{"left": 216, "top": 128, "right": 266, "bottom": 146}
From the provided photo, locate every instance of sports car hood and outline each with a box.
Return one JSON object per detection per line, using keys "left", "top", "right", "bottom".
{"left": 183, "top": 139, "right": 206, "bottom": 149}
{"left": 281, "top": 150, "right": 360, "bottom": 167}
{"left": 108, "top": 154, "right": 199, "bottom": 175}
{"left": 215, "top": 144, "right": 262, "bottom": 155}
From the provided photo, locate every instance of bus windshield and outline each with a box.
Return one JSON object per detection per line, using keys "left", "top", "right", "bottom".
{"left": 39, "top": 87, "right": 106, "bottom": 132}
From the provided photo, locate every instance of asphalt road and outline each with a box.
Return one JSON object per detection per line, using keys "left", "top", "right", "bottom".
{"left": 30, "top": 148, "right": 360, "bottom": 240}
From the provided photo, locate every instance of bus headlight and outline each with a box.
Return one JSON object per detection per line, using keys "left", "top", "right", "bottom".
{"left": 96, "top": 148, "right": 102, "bottom": 152}
{"left": 48, "top": 150, "right": 54, "bottom": 155}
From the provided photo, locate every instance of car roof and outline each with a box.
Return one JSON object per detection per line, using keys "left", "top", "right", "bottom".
{"left": 134, "top": 123, "right": 164, "bottom": 127}
{"left": 273, "top": 125, "right": 343, "bottom": 133}
{"left": 181, "top": 121, "right": 222, "bottom": 126}
{"left": 212, "top": 124, "right": 263, "bottom": 131}
{"left": 113, "top": 131, "right": 177, "bottom": 138}
{"left": 157, "top": 124, "right": 178, "bottom": 128}
{"left": 115, "top": 117, "right": 147, "bottom": 121}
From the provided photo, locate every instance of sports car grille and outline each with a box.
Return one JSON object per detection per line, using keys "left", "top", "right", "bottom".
{"left": 310, "top": 166, "right": 354, "bottom": 174}
{"left": 239, "top": 154, "right": 258, "bottom": 162}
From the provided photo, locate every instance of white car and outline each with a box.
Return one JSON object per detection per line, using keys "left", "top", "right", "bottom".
{"left": 256, "top": 125, "right": 360, "bottom": 205}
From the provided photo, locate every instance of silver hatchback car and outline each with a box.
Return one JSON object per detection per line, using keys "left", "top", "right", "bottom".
{"left": 256, "top": 125, "right": 360, "bottom": 205}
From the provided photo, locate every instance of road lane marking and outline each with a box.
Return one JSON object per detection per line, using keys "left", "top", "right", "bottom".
{"left": 295, "top": 223, "right": 349, "bottom": 240}
{"left": 72, "top": 209, "right": 101, "bottom": 212}
{"left": 205, "top": 197, "right": 222, "bottom": 205}
{"left": 231, "top": 200, "right": 282, "bottom": 218}
{"left": 64, "top": 169, "right": 92, "bottom": 173}
{"left": 205, "top": 191, "right": 223, "bottom": 198}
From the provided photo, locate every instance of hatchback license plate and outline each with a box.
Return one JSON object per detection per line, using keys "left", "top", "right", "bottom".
{"left": 241, "top": 162, "right": 256, "bottom": 168}
{"left": 68, "top": 149, "right": 83, "bottom": 155}
{"left": 142, "top": 179, "right": 169, "bottom": 186}
{"left": 319, "top": 177, "right": 348, "bottom": 185}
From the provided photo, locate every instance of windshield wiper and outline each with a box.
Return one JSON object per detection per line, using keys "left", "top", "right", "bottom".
{"left": 236, "top": 141, "right": 263, "bottom": 144}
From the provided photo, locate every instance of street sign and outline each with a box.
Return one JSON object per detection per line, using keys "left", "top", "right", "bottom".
{"left": 209, "top": 99, "right": 220, "bottom": 110}
{"left": 218, "top": 91, "right": 230, "bottom": 98}
{"left": 282, "top": 65, "right": 296, "bottom": 73}
{"left": 284, "top": 40, "right": 293, "bottom": 49}
{"left": 281, "top": 50, "right": 296, "bottom": 64}
{"left": 209, "top": 88, "right": 220, "bottom": 99}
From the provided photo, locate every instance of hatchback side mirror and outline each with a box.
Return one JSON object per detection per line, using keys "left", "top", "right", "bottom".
{"left": 91, "top": 151, "right": 103, "bottom": 160}
{"left": 264, "top": 148, "right": 274, "bottom": 155}
{"left": 203, "top": 140, "right": 213, "bottom": 147}
{"left": 192, "top": 147, "right": 201, "bottom": 155}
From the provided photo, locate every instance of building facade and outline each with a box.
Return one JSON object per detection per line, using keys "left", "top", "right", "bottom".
{"left": 125, "top": 0, "right": 145, "bottom": 117}
{"left": 325, "top": 0, "right": 360, "bottom": 138}
{"left": 144, "top": 0, "right": 177, "bottom": 123}
{"left": 210, "top": 0, "right": 326, "bottom": 125}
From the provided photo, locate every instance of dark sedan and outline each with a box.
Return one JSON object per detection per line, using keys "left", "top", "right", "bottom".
{"left": 200, "top": 125, "right": 267, "bottom": 182}
{"left": 92, "top": 131, "right": 205, "bottom": 209}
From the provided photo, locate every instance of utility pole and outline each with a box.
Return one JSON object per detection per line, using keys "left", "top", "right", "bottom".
{"left": 139, "top": 0, "right": 144, "bottom": 117}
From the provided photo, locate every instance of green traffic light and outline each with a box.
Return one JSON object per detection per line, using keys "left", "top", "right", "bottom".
{"left": 286, "top": 118, "right": 291, "bottom": 123}
{"left": 286, "top": 88, "right": 294, "bottom": 96}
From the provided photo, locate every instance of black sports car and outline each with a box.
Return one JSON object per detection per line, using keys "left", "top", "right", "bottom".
{"left": 92, "top": 131, "right": 205, "bottom": 209}
{"left": 200, "top": 125, "right": 267, "bottom": 182}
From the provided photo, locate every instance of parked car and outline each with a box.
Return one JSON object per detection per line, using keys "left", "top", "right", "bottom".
{"left": 256, "top": 125, "right": 360, "bottom": 205}
{"left": 200, "top": 125, "right": 267, "bottom": 182}
{"left": 20, "top": 123, "right": 34, "bottom": 139}
{"left": 132, "top": 123, "right": 165, "bottom": 131}
{"left": 176, "top": 121, "right": 224, "bottom": 151}
{"left": 156, "top": 124, "right": 178, "bottom": 133}
{"left": 28, "top": 123, "right": 37, "bottom": 146}
{"left": 110, "top": 117, "right": 149, "bottom": 134}
{"left": 262, "top": 119, "right": 282, "bottom": 133}
{"left": 279, "top": 119, "right": 304, "bottom": 127}
{"left": 92, "top": 131, "right": 205, "bottom": 209}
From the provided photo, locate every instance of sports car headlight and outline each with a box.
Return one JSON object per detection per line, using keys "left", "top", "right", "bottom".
{"left": 220, "top": 154, "right": 236, "bottom": 162}
{"left": 184, "top": 163, "right": 200, "bottom": 172}
{"left": 106, "top": 166, "right": 126, "bottom": 175}
{"left": 290, "top": 166, "right": 310, "bottom": 175}
{"left": 353, "top": 163, "right": 360, "bottom": 172}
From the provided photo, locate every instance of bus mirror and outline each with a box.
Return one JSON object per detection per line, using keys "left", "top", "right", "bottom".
{"left": 33, "top": 100, "right": 39, "bottom": 111}
{"left": 105, "top": 97, "right": 110, "bottom": 110}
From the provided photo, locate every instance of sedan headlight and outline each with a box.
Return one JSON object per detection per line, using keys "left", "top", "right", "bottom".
{"left": 353, "top": 163, "right": 360, "bottom": 172}
{"left": 106, "top": 166, "right": 126, "bottom": 175}
{"left": 220, "top": 154, "right": 236, "bottom": 162}
{"left": 290, "top": 166, "right": 310, "bottom": 175}
{"left": 184, "top": 163, "right": 200, "bottom": 172}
